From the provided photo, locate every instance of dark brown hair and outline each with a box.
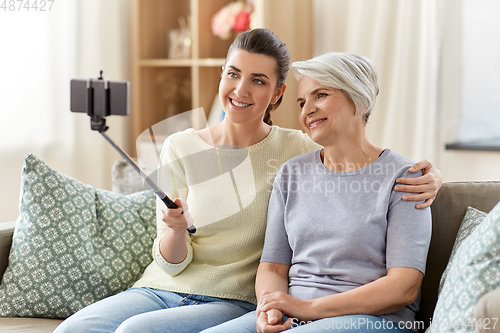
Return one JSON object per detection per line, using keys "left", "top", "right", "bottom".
{"left": 225, "top": 28, "right": 290, "bottom": 126}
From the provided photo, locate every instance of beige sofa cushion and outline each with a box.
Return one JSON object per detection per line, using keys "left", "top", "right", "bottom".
{"left": 0, "top": 318, "right": 63, "bottom": 333}
{"left": 475, "top": 287, "right": 500, "bottom": 333}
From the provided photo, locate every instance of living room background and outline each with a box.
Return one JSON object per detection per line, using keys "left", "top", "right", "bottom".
{"left": 0, "top": 0, "right": 499, "bottom": 223}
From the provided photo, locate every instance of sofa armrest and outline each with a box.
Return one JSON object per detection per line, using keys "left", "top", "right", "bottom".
{"left": 475, "top": 287, "right": 500, "bottom": 333}
{"left": 0, "top": 221, "right": 16, "bottom": 281}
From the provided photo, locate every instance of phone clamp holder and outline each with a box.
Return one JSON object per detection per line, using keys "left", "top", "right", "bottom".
{"left": 70, "top": 71, "right": 196, "bottom": 234}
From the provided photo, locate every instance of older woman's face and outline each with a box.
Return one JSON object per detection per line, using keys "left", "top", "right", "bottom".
{"left": 297, "top": 76, "right": 360, "bottom": 146}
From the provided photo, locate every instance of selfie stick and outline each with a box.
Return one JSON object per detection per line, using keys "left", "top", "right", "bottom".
{"left": 71, "top": 72, "right": 196, "bottom": 234}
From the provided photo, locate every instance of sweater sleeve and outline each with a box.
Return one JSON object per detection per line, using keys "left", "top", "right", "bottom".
{"left": 152, "top": 136, "right": 193, "bottom": 276}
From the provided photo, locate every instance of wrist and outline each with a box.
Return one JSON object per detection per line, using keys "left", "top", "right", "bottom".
{"left": 167, "top": 224, "right": 188, "bottom": 234}
{"left": 307, "top": 298, "right": 322, "bottom": 321}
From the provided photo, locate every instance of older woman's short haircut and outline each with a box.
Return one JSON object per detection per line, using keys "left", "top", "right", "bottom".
{"left": 291, "top": 52, "right": 379, "bottom": 123}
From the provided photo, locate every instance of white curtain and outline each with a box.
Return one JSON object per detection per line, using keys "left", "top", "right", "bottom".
{"left": 0, "top": 0, "right": 132, "bottom": 222}
{"left": 313, "top": 0, "right": 445, "bottom": 162}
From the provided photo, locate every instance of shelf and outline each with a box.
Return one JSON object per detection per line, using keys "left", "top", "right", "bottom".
{"left": 445, "top": 140, "right": 500, "bottom": 152}
{"left": 139, "top": 58, "right": 226, "bottom": 67}
{"left": 197, "top": 58, "right": 225, "bottom": 67}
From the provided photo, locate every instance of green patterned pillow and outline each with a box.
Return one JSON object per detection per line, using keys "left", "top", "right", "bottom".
{"left": 431, "top": 201, "right": 500, "bottom": 333}
{"left": 0, "top": 154, "right": 157, "bottom": 318}
{"left": 438, "top": 206, "right": 488, "bottom": 294}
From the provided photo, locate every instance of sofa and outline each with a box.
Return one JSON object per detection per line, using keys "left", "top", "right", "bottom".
{"left": 1, "top": 181, "right": 500, "bottom": 332}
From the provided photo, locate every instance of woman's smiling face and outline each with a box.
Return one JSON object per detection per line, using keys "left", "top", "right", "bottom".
{"left": 297, "top": 76, "right": 360, "bottom": 146}
{"left": 219, "top": 49, "right": 284, "bottom": 126}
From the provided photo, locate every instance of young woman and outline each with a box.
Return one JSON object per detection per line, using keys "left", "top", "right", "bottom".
{"left": 55, "top": 30, "right": 439, "bottom": 333}
{"left": 202, "top": 52, "right": 432, "bottom": 333}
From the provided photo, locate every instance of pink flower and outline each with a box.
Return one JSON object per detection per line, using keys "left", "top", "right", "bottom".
{"left": 211, "top": 6, "right": 236, "bottom": 40}
{"left": 211, "top": 1, "right": 253, "bottom": 40}
{"left": 233, "top": 10, "right": 251, "bottom": 33}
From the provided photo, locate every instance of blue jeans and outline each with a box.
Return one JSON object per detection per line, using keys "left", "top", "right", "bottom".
{"left": 202, "top": 311, "right": 414, "bottom": 333}
{"left": 54, "top": 287, "right": 256, "bottom": 333}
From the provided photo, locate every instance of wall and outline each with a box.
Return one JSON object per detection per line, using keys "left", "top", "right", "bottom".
{"left": 0, "top": 0, "right": 132, "bottom": 223}
{"left": 439, "top": 151, "right": 500, "bottom": 182}
{"left": 437, "top": 0, "right": 500, "bottom": 182}
{"left": 313, "top": 0, "right": 500, "bottom": 183}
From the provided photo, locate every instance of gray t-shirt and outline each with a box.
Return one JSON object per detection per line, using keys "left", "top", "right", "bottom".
{"left": 261, "top": 149, "right": 432, "bottom": 327}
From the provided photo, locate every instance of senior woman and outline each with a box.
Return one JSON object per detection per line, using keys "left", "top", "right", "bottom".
{"left": 202, "top": 52, "right": 432, "bottom": 333}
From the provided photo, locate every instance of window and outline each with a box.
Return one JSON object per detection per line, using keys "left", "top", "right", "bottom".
{"left": 0, "top": 5, "right": 75, "bottom": 150}
{"left": 446, "top": 0, "right": 500, "bottom": 151}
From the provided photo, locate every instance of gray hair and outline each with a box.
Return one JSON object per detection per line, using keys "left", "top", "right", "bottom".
{"left": 291, "top": 52, "right": 379, "bottom": 123}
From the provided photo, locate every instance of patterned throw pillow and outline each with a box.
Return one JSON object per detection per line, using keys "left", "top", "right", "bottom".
{"left": 0, "top": 154, "right": 157, "bottom": 318}
{"left": 438, "top": 206, "right": 488, "bottom": 294}
{"left": 430, "top": 201, "right": 500, "bottom": 333}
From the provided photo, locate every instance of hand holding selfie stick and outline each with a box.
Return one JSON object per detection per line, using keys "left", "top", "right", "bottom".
{"left": 70, "top": 71, "right": 196, "bottom": 234}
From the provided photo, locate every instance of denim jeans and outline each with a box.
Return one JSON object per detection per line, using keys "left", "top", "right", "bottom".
{"left": 54, "top": 287, "right": 256, "bottom": 333}
{"left": 202, "top": 311, "right": 414, "bottom": 333}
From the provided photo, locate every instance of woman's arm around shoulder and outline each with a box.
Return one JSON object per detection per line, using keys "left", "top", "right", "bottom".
{"left": 395, "top": 159, "right": 443, "bottom": 209}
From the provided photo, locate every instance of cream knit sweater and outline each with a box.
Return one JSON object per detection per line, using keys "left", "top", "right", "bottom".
{"left": 133, "top": 126, "right": 319, "bottom": 304}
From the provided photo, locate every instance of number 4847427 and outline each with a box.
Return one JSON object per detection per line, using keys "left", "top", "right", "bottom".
{"left": 1, "top": 0, "right": 55, "bottom": 11}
